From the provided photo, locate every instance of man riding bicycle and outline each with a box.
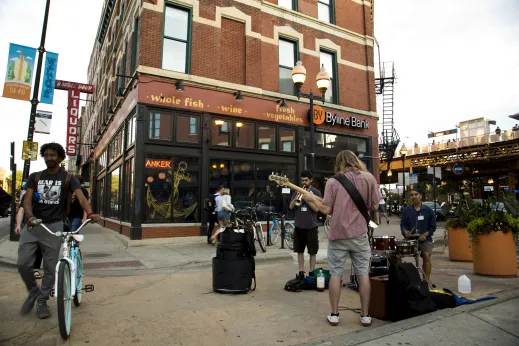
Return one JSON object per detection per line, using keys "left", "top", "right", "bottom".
{"left": 16, "top": 143, "right": 100, "bottom": 319}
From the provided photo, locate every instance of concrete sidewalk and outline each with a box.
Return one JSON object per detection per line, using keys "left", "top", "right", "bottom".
{"left": 304, "top": 288, "right": 519, "bottom": 346}
{"left": 0, "top": 216, "right": 445, "bottom": 273}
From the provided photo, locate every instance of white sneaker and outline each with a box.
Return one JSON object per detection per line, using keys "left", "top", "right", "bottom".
{"left": 360, "top": 315, "right": 372, "bottom": 327}
{"left": 327, "top": 313, "right": 339, "bottom": 326}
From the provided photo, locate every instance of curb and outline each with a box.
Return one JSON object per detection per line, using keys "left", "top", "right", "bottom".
{"left": 303, "top": 288, "right": 519, "bottom": 346}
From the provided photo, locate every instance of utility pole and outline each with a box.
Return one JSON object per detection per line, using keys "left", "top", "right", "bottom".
{"left": 22, "top": 0, "right": 51, "bottom": 181}
{"left": 10, "top": 142, "right": 18, "bottom": 241}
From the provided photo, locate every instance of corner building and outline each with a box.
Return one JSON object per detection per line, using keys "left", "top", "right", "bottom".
{"left": 81, "top": 0, "right": 378, "bottom": 240}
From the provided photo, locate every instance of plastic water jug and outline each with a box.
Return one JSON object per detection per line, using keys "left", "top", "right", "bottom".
{"left": 458, "top": 275, "right": 471, "bottom": 294}
{"left": 317, "top": 270, "right": 325, "bottom": 292}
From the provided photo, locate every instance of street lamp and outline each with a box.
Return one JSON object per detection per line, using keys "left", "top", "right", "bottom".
{"left": 291, "top": 61, "right": 331, "bottom": 173}
{"left": 400, "top": 144, "right": 407, "bottom": 206}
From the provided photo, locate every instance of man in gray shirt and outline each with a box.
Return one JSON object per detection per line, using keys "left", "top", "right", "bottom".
{"left": 289, "top": 170, "right": 322, "bottom": 280}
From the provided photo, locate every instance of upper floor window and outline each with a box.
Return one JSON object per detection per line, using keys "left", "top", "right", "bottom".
{"left": 320, "top": 50, "right": 337, "bottom": 104}
{"left": 278, "top": 0, "right": 297, "bottom": 11}
{"left": 279, "top": 39, "right": 297, "bottom": 95}
{"left": 162, "top": 5, "right": 190, "bottom": 73}
{"left": 318, "top": 0, "right": 334, "bottom": 24}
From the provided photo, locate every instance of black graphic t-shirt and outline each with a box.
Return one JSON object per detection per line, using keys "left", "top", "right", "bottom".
{"left": 26, "top": 169, "right": 81, "bottom": 223}
{"left": 68, "top": 187, "right": 89, "bottom": 218}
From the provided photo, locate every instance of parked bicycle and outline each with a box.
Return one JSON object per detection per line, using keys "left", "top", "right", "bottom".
{"left": 266, "top": 212, "right": 295, "bottom": 250}
{"left": 234, "top": 205, "right": 267, "bottom": 253}
{"left": 39, "top": 219, "right": 94, "bottom": 340}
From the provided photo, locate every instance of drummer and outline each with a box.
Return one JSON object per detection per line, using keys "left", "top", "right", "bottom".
{"left": 400, "top": 187, "right": 436, "bottom": 280}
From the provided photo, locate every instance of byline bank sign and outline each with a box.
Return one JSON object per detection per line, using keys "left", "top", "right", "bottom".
{"left": 312, "top": 105, "right": 369, "bottom": 129}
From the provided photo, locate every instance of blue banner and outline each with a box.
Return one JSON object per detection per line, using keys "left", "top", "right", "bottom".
{"left": 40, "top": 51, "right": 59, "bottom": 104}
{"left": 2, "top": 43, "right": 37, "bottom": 101}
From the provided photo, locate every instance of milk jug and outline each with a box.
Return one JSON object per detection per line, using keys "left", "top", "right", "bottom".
{"left": 458, "top": 275, "right": 471, "bottom": 294}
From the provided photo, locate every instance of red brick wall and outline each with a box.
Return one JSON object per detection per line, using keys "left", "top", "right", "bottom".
{"left": 140, "top": 9, "right": 162, "bottom": 69}
{"left": 104, "top": 219, "right": 121, "bottom": 233}
{"left": 122, "top": 224, "right": 131, "bottom": 238}
{"left": 142, "top": 226, "right": 200, "bottom": 238}
{"left": 219, "top": 18, "right": 246, "bottom": 84}
{"left": 298, "top": 0, "right": 318, "bottom": 18}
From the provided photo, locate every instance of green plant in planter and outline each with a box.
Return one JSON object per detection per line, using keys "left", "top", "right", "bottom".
{"left": 443, "top": 196, "right": 480, "bottom": 229}
{"left": 467, "top": 197, "right": 519, "bottom": 242}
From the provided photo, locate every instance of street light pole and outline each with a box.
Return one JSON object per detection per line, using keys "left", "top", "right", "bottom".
{"left": 22, "top": 0, "right": 51, "bottom": 182}
{"left": 291, "top": 61, "right": 330, "bottom": 173}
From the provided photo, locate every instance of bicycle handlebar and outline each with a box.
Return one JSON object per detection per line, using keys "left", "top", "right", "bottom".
{"left": 37, "top": 219, "right": 92, "bottom": 236}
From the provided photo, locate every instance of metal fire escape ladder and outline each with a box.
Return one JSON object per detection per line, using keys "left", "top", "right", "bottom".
{"left": 375, "top": 61, "right": 400, "bottom": 163}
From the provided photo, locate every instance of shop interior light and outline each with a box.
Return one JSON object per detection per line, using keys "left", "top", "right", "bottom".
{"left": 387, "top": 169, "right": 392, "bottom": 177}
{"left": 220, "top": 163, "right": 225, "bottom": 168}
{"left": 236, "top": 122, "right": 243, "bottom": 128}
{"left": 214, "top": 120, "right": 224, "bottom": 126}
{"left": 212, "top": 164, "right": 217, "bottom": 169}
{"left": 488, "top": 178, "right": 494, "bottom": 184}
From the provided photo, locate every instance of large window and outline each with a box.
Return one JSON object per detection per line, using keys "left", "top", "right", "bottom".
{"left": 108, "top": 167, "right": 121, "bottom": 218}
{"left": 177, "top": 115, "right": 199, "bottom": 143}
{"left": 98, "top": 150, "right": 107, "bottom": 173}
{"left": 131, "top": 17, "right": 138, "bottom": 73}
{"left": 149, "top": 112, "right": 172, "bottom": 140}
{"left": 212, "top": 119, "right": 230, "bottom": 146}
{"left": 108, "top": 131, "right": 123, "bottom": 165}
{"left": 162, "top": 5, "right": 190, "bottom": 73}
{"left": 258, "top": 125, "right": 275, "bottom": 151}
{"left": 127, "top": 114, "right": 136, "bottom": 148}
{"left": 97, "top": 177, "right": 105, "bottom": 217}
{"left": 305, "top": 131, "right": 368, "bottom": 153}
{"left": 278, "top": 0, "right": 297, "bottom": 11}
{"left": 318, "top": 0, "right": 334, "bottom": 24}
{"left": 124, "top": 158, "right": 134, "bottom": 222}
{"left": 236, "top": 122, "right": 254, "bottom": 149}
{"left": 320, "top": 50, "right": 337, "bottom": 104}
{"left": 279, "top": 39, "right": 297, "bottom": 95}
{"left": 279, "top": 128, "right": 296, "bottom": 153}
{"left": 144, "top": 156, "right": 200, "bottom": 223}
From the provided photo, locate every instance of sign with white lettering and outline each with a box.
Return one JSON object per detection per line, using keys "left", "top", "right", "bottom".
{"left": 313, "top": 105, "right": 369, "bottom": 129}
{"left": 55, "top": 80, "right": 95, "bottom": 94}
{"left": 66, "top": 89, "right": 80, "bottom": 156}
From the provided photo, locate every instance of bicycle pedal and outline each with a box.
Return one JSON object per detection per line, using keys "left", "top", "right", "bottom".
{"left": 50, "top": 289, "right": 55, "bottom": 297}
{"left": 84, "top": 284, "right": 94, "bottom": 293}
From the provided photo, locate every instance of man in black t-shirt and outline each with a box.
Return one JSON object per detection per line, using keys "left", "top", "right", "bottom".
{"left": 16, "top": 143, "right": 100, "bottom": 320}
{"left": 68, "top": 175, "right": 89, "bottom": 232}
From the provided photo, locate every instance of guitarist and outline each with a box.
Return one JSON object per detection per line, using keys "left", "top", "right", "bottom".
{"left": 289, "top": 170, "right": 321, "bottom": 281}
{"left": 303, "top": 150, "right": 381, "bottom": 328}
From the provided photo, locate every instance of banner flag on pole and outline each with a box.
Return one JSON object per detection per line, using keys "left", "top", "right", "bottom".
{"left": 40, "top": 52, "right": 59, "bottom": 104}
{"left": 2, "top": 43, "right": 37, "bottom": 101}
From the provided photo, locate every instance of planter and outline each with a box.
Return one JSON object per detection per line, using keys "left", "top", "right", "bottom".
{"left": 471, "top": 231, "right": 518, "bottom": 277}
{"left": 447, "top": 227, "right": 472, "bottom": 262}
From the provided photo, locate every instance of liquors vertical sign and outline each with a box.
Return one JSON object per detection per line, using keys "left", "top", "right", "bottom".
{"left": 66, "top": 89, "right": 80, "bottom": 156}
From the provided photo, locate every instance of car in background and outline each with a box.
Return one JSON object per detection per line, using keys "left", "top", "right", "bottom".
{"left": 423, "top": 202, "right": 444, "bottom": 221}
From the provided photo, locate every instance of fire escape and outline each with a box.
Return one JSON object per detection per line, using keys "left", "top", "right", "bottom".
{"left": 376, "top": 61, "right": 400, "bottom": 163}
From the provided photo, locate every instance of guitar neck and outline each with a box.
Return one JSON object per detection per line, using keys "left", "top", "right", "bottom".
{"left": 284, "top": 182, "right": 323, "bottom": 202}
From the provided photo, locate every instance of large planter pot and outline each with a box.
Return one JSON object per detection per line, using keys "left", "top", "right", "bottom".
{"left": 447, "top": 227, "right": 472, "bottom": 262}
{"left": 471, "top": 231, "right": 518, "bottom": 277}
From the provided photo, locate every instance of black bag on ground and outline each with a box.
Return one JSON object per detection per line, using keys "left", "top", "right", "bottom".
{"left": 284, "top": 276, "right": 305, "bottom": 292}
{"left": 212, "top": 256, "right": 256, "bottom": 294}
{"left": 387, "top": 262, "right": 436, "bottom": 321}
{"left": 430, "top": 290, "right": 458, "bottom": 309}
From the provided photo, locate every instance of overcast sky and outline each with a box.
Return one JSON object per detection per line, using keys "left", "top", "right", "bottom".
{"left": 0, "top": 0, "right": 518, "bottom": 175}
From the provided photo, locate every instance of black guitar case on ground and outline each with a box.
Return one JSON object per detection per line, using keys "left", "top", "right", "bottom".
{"left": 212, "top": 226, "right": 256, "bottom": 294}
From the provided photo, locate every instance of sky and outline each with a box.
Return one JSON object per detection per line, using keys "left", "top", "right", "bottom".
{"left": 0, "top": 0, "right": 103, "bottom": 174}
{"left": 374, "top": 0, "right": 519, "bottom": 148}
{"left": 0, "top": 0, "right": 518, "bottom": 175}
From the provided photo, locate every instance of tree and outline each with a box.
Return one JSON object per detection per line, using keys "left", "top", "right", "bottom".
{"left": 5, "top": 170, "right": 24, "bottom": 197}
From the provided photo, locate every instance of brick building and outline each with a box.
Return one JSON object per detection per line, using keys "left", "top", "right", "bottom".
{"left": 81, "top": 0, "right": 378, "bottom": 240}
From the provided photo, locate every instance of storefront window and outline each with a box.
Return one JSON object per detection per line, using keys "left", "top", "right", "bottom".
{"left": 232, "top": 161, "right": 255, "bottom": 209}
{"left": 124, "top": 158, "right": 134, "bottom": 221}
{"left": 127, "top": 114, "right": 136, "bottom": 148}
{"left": 144, "top": 156, "right": 200, "bottom": 223}
{"left": 98, "top": 150, "right": 107, "bottom": 173}
{"left": 149, "top": 112, "right": 172, "bottom": 140}
{"left": 236, "top": 122, "right": 254, "bottom": 149}
{"left": 279, "top": 128, "right": 295, "bottom": 152}
{"left": 212, "top": 119, "right": 230, "bottom": 146}
{"left": 98, "top": 177, "right": 105, "bottom": 217}
{"left": 108, "top": 131, "right": 123, "bottom": 165}
{"left": 177, "top": 115, "right": 199, "bottom": 143}
{"left": 108, "top": 167, "right": 121, "bottom": 219}
{"left": 258, "top": 125, "right": 275, "bottom": 151}
{"left": 255, "top": 162, "right": 277, "bottom": 218}
{"left": 304, "top": 131, "right": 368, "bottom": 154}
{"left": 210, "top": 160, "right": 231, "bottom": 190}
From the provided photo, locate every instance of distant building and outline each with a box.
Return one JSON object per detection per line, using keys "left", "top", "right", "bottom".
{"left": 0, "top": 167, "right": 11, "bottom": 193}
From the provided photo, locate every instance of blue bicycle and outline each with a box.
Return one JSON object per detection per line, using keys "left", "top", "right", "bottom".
{"left": 267, "top": 213, "right": 295, "bottom": 250}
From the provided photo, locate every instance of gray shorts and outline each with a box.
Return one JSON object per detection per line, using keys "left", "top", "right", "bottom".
{"left": 419, "top": 241, "right": 433, "bottom": 255}
{"left": 328, "top": 233, "right": 371, "bottom": 277}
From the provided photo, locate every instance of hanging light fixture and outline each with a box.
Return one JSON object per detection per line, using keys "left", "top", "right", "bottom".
{"left": 387, "top": 169, "right": 393, "bottom": 177}
{"left": 488, "top": 178, "right": 494, "bottom": 184}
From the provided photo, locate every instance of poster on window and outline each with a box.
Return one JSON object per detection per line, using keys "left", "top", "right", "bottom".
{"left": 144, "top": 157, "right": 199, "bottom": 222}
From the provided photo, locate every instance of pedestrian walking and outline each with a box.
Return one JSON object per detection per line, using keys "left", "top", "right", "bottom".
{"left": 205, "top": 185, "right": 223, "bottom": 244}
{"left": 16, "top": 142, "right": 100, "bottom": 320}
{"left": 210, "top": 188, "right": 234, "bottom": 244}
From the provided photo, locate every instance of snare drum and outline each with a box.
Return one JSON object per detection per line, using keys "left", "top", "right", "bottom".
{"left": 371, "top": 236, "right": 396, "bottom": 252}
{"left": 395, "top": 240, "right": 418, "bottom": 256}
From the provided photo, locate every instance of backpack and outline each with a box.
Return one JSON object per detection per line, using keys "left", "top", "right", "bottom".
{"left": 387, "top": 263, "right": 436, "bottom": 321}
{"left": 33, "top": 169, "right": 73, "bottom": 222}
{"left": 204, "top": 194, "right": 217, "bottom": 212}
{"left": 284, "top": 276, "right": 305, "bottom": 292}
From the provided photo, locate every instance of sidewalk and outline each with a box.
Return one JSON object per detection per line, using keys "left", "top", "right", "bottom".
{"left": 0, "top": 216, "right": 444, "bottom": 272}
{"left": 304, "top": 288, "right": 519, "bottom": 346}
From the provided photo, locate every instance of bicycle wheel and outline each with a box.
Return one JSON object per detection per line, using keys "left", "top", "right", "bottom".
{"left": 270, "top": 221, "right": 281, "bottom": 244}
{"left": 255, "top": 223, "right": 267, "bottom": 253}
{"left": 57, "top": 260, "right": 72, "bottom": 340}
{"left": 73, "top": 248, "right": 83, "bottom": 307}
{"left": 284, "top": 222, "right": 295, "bottom": 250}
